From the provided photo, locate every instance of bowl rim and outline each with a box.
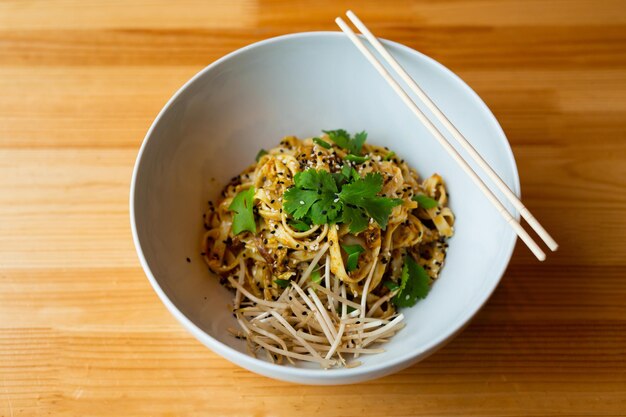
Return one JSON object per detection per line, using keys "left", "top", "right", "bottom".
{"left": 130, "top": 31, "right": 520, "bottom": 382}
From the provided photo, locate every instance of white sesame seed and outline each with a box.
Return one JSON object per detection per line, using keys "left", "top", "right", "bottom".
{"left": 300, "top": 200, "right": 305, "bottom": 205}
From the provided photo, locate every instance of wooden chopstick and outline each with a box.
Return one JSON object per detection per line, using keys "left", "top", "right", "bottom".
{"left": 335, "top": 15, "right": 550, "bottom": 261}
{"left": 345, "top": 10, "right": 558, "bottom": 253}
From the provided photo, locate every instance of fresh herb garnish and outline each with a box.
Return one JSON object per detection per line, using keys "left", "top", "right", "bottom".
{"left": 412, "top": 194, "right": 438, "bottom": 209}
{"left": 384, "top": 151, "right": 395, "bottom": 161}
{"left": 340, "top": 164, "right": 353, "bottom": 180}
{"left": 310, "top": 270, "right": 322, "bottom": 284}
{"left": 323, "top": 130, "right": 367, "bottom": 155}
{"left": 344, "top": 154, "right": 369, "bottom": 164}
{"left": 255, "top": 149, "right": 268, "bottom": 162}
{"left": 342, "top": 244, "right": 365, "bottom": 272}
{"left": 312, "top": 137, "right": 331, "bottom": 149}
{"left": 334, "top": 165, "right": 359, "bottom": 186}
{"left": 392, "top": 256, "right": 430, "bottom": 308}
{"left": 228, "top": 187, "right": 256, "bottom": 235}
{"left": 339, "top": 173, "right": 403, "bottom": 232}
{"left": 289, "top": 219, "right": 311, "bottom": 232}
{"left": 283, "top": 169, "right": 341, "bottom": 225}
{"left": 283, "top": 169, "right": 402, "bottom": 234}
{"left": 283, "top": 130, "right": 403, "bottom": 233}
{"left": 274, "top": 279, "right": 290, "bottom": 288}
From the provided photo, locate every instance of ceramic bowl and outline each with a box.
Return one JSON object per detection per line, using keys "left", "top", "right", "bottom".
{"left": 130, "top": 32, "right": 519, "bottom": 385}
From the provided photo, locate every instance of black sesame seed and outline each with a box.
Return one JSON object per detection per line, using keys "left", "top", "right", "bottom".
{"left": 186, "top": 257, "right": 191, "bottom": 263}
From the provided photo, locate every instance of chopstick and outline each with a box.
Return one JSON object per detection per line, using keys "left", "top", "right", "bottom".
{"left": 343, "top": 11, "right": 558, "bottom": 253}
{"left": 336, "top": 12, "right": 557, "bottom": 261}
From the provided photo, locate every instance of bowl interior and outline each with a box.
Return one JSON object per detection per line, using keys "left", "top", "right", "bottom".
{"left": 131, "top": 32, "right": 519, "bottom": 384}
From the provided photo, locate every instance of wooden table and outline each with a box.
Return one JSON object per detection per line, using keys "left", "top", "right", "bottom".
{"left": 1, "top": 1, "right": 625, "bottom": 415}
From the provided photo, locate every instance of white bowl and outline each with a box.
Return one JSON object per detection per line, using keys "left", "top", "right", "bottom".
{"left": 130, "top": 32, "right": 519, "bottom": 385}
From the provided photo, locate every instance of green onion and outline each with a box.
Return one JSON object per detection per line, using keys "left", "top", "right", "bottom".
{"left": 341, "top": 244, "right": 365, "bottom": 272}
{"left": 255, "top": 149, "right": 268, "bottom": 162}
{"left": 274, "top": 279, "right": 290, "bottom": 288}
{"left": 312, "top": 137, "right": 331, "bottom": 149}
{"left": 310, "top": 270, "right": 322, "bottom": 284}
{"left": 412, "top": 194, "right": 438, "bottom": 209}
{"left": 344, "top": 154, "right": 369, "bottom": 164}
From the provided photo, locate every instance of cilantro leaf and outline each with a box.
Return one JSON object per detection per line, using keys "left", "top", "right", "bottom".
{"left": 334, "top": 165, "right": 358, "bottom": 187}
{"left": 341, "top": 205, "right": 369, "bottom": 234}
{"left": 412, "top": 194, "right": 438, "bottom": 209}
{"left": 309, "top": 199, "right": 341, "bottom": 224}
{"left": 283, "top": 188, "right": 318, "bottom": 219}
{"left": 342, "top": 244, "right": 365, "bottom": 272}
{"left": 340, "top": 164, "right": 352, "bottom": 180}
{"left": 255, "top": 149, "right": 268, "bottom": 162}
{"left": 323, "top": 129, "right": 350, "bottom": 150}
{"left": 228, "top": 187, "right": 256, "bottom": 235}
{"left": 274, "top": 279, "right": 290, "bottom": 288}
{"left": 392, "top": 256, "right": 430, "bottom": 308}
{"left": 283, "top": 169, "right": 340, "bottom": 225}
{"left": 353, "top": 131, "right": 367, "bottom": 154}
{"left": 295, "top": 168, "right": 337, "bottom": 193}
{"left": 363, "top": 197, "right": 403, "bottom": 230}
{"left": 339, "top": 172, "right": 403, "bottom": 230}
{"left": 323, "top": 129, "right": 367, "bottom": 155}
{"left": 310, "top": 270, "right": 322, "bottom": 284}
{"left": 340, "top": 172, "right": 382, "bottom": 200}
{"left": 289, "top": 219, "right": 311, "bottom": 232}
{"left": 312, "top": 137, "right": 331, "bottom": 149}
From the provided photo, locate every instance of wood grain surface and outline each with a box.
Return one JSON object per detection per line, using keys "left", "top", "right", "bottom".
{"left": 1, "top": 1, "right": 625, "bottom": 415}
